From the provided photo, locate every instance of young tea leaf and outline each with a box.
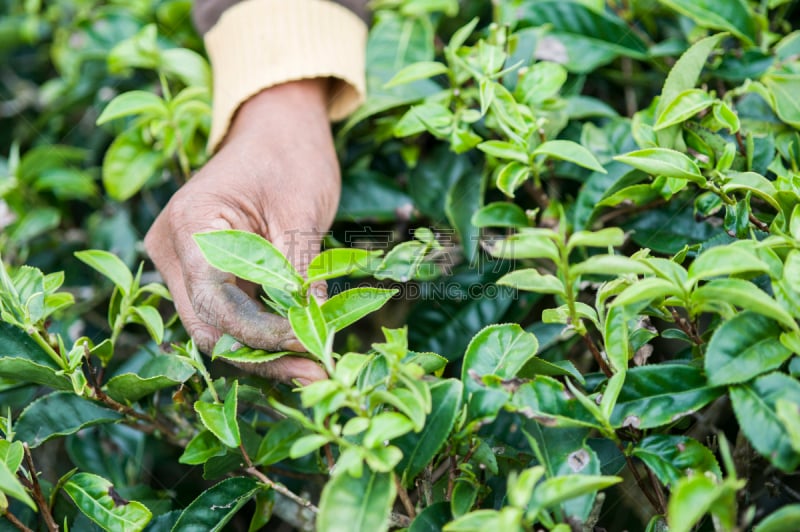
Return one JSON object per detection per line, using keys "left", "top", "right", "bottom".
{"left": 194, "top": 381, "right": 241, "bottom": 448}
{"left": 193, "top": 230, "right": 303, "bottom": 293}
{"left": 317, "top": 471, "right": 396, "bottom": 532}
{"left": 74, "top": 250, "right": 133, "bottom": 296}
{"left": 533, "top": 140, "right": 607, "bottom": 174}
{"left": 64, "top": 472, "right": 152, "bottom": 532}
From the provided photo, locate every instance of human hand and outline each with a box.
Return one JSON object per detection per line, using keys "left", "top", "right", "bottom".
{"left": 145, "top": 79, "right": 339, "bottom": 384}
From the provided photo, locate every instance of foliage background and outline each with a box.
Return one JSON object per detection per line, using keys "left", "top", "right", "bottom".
{"left": 1, "top": 0, "right": 800, "bottom": 531}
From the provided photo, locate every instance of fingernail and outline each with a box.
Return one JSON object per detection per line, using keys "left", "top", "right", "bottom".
{"left": 294, "top": 377, "right": 313, "bottom": 387}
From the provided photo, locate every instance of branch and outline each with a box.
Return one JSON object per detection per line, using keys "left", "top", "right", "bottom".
{"left": 395, "top": 476, "right": 416, "bottom": 519}
{"left": 749, "top": 213, "right": 770, "bottom": 233}
{"left": 1, "top": 511, "right": 34, "bottom": 532}
{"left": 625, "top": 455, "right": 661, "bottom": 514}
{"left": 669, "top": 308, "right": 704, "bottom": 345}
{"left": 239, "top": 444, "right": 318, "bottom": 513}
{"left": 84, "top": 355, "right": 185, "bottom": 446}
{"left": 22, "top": 444, "right": 59, "bottom": 532}
{"left": 582, "top": 334, "right": 613, "bottom": 377}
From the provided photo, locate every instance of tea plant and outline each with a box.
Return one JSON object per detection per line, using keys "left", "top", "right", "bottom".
{"left": 2, "top": 0, "right": 800, "bottom": 531}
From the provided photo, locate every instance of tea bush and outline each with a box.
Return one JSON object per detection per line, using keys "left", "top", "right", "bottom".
{"left": 1, "top": 0, "right": 799, "bottom": 530}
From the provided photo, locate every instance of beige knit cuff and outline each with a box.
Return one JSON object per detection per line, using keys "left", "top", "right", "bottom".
{"left": 204, "top": 0, "right": 367, "bottom": 152}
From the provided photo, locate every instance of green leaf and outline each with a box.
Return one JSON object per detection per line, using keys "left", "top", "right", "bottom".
{"left": 160, "top": 48, "right": 210, "bottom": 87}
{"left": 471, "top": 202, "right": 530, "bottom": 228}
{"left": 211, "top": 334, "right": 291, "bottom": 365}
{"left": 75, "top": 250, "right": 133, "bottom": 295}
{"left": 516, "top": 61, "right": 568, "bottom": 105}
{"left": 102, "top": 127, "right": 164, "bottom": 201}
{"left": 64, "top": 472, "right": 152, "bottom": 532}
{"left": 531, "top": 475, "right": 621, "bottom": 510}
{"left": 654, "top": 89, "right": 715, "bottom": 130}
{"left": 687, "top": 244, "right": 770, "bottom": 284}
{"left": 776, "top": 399, "right": 800, "bottom": 453}
{"left": 604, "top": 305, "right": 630, "bottom": 374}
{"left": 763, "top": 73, "right": 800, "bottom": 128}
{"left": 194, "top": 381, "right": 241, "bottom": 448}
{"left": 612, "top": 277, "right": 680, "bottom": 307}
{"left": 255, "top": 419, "right": 304, "bottom": 466}
{"left": 395, "top": 379, "right": 462, "bottom": 485}
{"left": 571, "top": 255, "right": 652, "bottom": 276}
{"left": 410, "top": 501, "right": 452, "bottom": 531}
{"left": 0, "top": 322, "right": 69, "bottom": 388}
{"left": 317, "top": 471, "right": 396, "bottom": 532}
{"left": 502, "top": 1, "right": 648, "bottom": 70}
{"left": 0, "top": 459, "right": 35, "bottom": 510}
{"left": 659, "top": 1, "right": 755, "bottom": 43}
{"left": 483, "top": 229, "right": 560, "bottom": 262}
{"left": 497, "top": 269, "right": 565, "bottom": 296}
{"left": 730, "top": 372, "right": 800, "bottom": 472}
{"left": 654, "top": 33, "right": 726, "bottom": 149}
{"left": 179, "top": 430, "right": 226, "bottom": 465}
{"left": 533, "top": 140, "right": 606, "bottom": 174}
{"left": 721, "top": 172, "right": 782, "bottom": 213}
{"left": 321, "top": 288, "right": 397, "bottom": 331}
{"left": 96, "top": 91, "right": 167, "bottom": 125}
{"left": 633, "top": 435, "right": 721, "bottom": 487}
{"left": 451, "top": 480, "right": 478, "bottom": 518}
{"left": 705, "top": 312, "right": 793, "bottom": 386}
{"left": 363, "top": 412, "right": 415, "bottom": 448}
{"left": 0, "top": 441, "right": 23, "bottom": 472}
{"left": 691, "top": 278, "right": 797, "bottom": 331}
{"left": 288, "top": 296, "right": 332, "bottom": 364}
{"left": 170, "top": 477, "right": 261, "bottom": 532}
{"left": 666, "top": 475, "right": 722, "bottom": 532}
{"left": 306, "top": 248, "right": 381, "bottom": 284}
{"left": 614, "top": 148, "right": 705, "bottom": 184}
{"left": 384, "top": 61, "right": 448, "bottom": 88}
{"left": 461, "top": 324, "right": 539, "bottom": 395}
{"left": 193, "top": 230, "right": 303, "bottom": 293}
{"left": 611, "top": 365, "right": 722, "bottom": 429}
{"left": 289, "top": 434, "right": 330, "bottom": 458}
{"left": 443, "top": 509, "right": 503, "bottom": 531}
{"left": 478, "top": 140, "right": 528, "bottom": 164}
{"left": 512, "top": 377, "right": 603, "bottom": 430}
{"left": 14, "top": 392, "right": 122, "bottom": 447}
{"left": 567, "top": 228, "right": 625, "bottom": 250}
{"left": 754, "top": 504, "right": 800, "bottom": 532}
{"left": 373, "top": 240, "right": 436, "bottom": 282}
{"left": 496, "top": 161, "right": 531, "bottom": 197}
{"left": 104, "top": 355, "right": 195, "bottom": 402}
{"left": 129, "top": 305, "right": 164, "bottom": 344}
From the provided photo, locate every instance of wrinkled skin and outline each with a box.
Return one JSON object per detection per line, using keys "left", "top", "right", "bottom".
{"left": 145, "top": 79, "right": 338, "bottom": 385}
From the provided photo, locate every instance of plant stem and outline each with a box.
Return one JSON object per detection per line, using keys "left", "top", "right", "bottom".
{"left": 395, "top": 476, "right": 416, "bottom": 519}
{"left": 28, "top": 329, "right": 65, "bottom": 370}
{"left": 669, "top": 307, "right": 703, "bottom": 345}
{"left": 1, "top": 511, "right": 33, "bottom": 532}
{"left": 446, "top": 455, "right": 457, "bottom": 500}
{"left": 646, "top": 465, "right": 667, "bottom": 514}
{"left": 748, "top": 213, "right": 770, "bottom": 232}
{"left": 88, "top": 369, "right": 184, "bottom": 446}
{"left": 22, "top": 445, "right": 59, "bottom": 532}
{"left": 625, "top": 455, "right": 661, "bottom": 514}
{"left": 582, "top": 334, "right": 613, "bottom": 378}
{"left": 239, "top": 444, "right": 319, "bottom": 512}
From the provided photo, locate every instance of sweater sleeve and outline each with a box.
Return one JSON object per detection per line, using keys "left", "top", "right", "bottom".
{"left": 194, "top": 0, "right": 368, "bottom": 152}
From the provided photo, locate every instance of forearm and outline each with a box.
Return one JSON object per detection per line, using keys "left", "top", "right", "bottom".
{"left": 195, "top": 0, "right": 368, "bottom": 152}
